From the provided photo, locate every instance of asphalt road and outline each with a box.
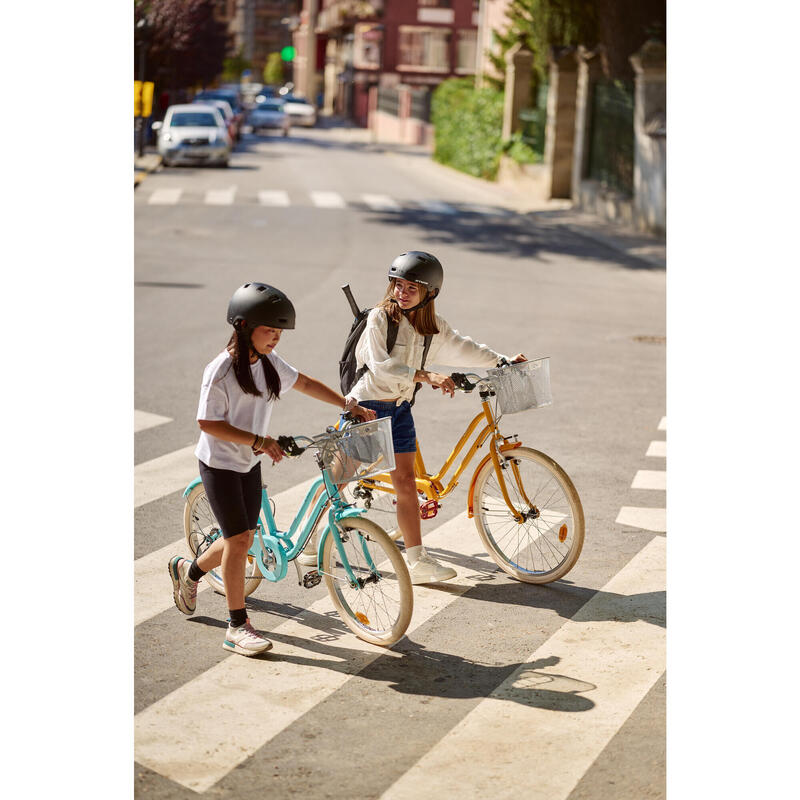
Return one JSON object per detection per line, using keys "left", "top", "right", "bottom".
{"left": 134, "top": 125, "right": 666, "bottom": 799}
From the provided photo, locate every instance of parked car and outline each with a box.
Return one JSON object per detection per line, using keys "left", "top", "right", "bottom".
{"left": 279, "top": 94, "right": 317, "bottom": 127}
{"left": 194, "top": 97, "right": 241, "bottom": 142}
{"left": 248, "top": 100, "right": 290, "bottom": 136}
{"left": 152, "top": 104, "right": 231, "bottom": 167}
{"left": 194, "top": 90, "right": 245, "bottom": 139}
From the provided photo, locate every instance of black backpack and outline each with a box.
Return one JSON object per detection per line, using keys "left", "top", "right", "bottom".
{"left": 339, "top": 284, "right": 432, "bottom": 406}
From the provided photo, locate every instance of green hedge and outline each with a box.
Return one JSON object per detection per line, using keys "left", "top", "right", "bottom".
{"left": 431, "top": 79, "right": 505, "bottom": 180}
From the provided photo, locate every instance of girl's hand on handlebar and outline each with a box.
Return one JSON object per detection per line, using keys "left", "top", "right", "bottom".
{"left": 343, "top": 397, "right": 377, "bottom": 422}
{"left": 425, "top": 371, "right": 455, "bottom": 397}
{"left": 254, "top": 436, "right": 284, "bottom": 463}
{"left": 510, "top": 353, "right": 527, "bottom": 364}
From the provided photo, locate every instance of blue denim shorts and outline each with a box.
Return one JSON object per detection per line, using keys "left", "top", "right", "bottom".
{"left": 352, "top": 400, "right": 417, "bottom": 454}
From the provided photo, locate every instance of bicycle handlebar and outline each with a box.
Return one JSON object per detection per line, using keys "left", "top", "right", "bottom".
{"left": 450, "top": 359, "right": 530, "bottom": 393}
{"left": 276, "top": 413, "right": 366, "bottom": 457}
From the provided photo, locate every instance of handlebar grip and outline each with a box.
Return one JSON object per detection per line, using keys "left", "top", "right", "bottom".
{"left": 450, "top": 372, "right": 477, "bottom": 392}
{"left": 276, "top": 435, "right": 306, "bottom": 457}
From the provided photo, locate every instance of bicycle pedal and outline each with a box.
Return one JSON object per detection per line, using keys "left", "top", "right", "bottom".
{"left": 302, "top": 570, "right": 322, "bottom": 589}
{"left": 419, "top": 499, "right": 440, "bottom": 519}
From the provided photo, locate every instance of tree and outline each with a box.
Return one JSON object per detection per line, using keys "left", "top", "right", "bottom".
{"left": 263, "top": 53, "right": 284, "bottom": 86}
{"left": 223, "top": 48, "right": 252, "bottom": 84}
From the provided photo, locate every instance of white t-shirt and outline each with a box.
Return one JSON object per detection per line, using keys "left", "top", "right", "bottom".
{"left": 195, "top": 350, "right": 299, "bottom": 472}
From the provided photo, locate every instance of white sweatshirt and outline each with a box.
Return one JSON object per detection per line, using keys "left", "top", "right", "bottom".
{"left": 347, "top": 307, "right": 506, "bottom": 404}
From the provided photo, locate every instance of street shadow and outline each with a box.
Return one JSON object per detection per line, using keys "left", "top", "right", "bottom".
{"left": 134, "top": 280, "right": 205, "bottom": 289}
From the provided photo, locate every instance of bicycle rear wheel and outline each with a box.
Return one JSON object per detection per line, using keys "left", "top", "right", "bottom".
{"left": 472, "top": 447, "right": 584, "bottom": 583}
{"left": 321, "top": 516, "right": 412, "bottom": 646}
{"left": 343, "top": 482, "right": 399, "bottom": 539}
{"left": 183, "top": 484, "right": 263, "bottom": 598}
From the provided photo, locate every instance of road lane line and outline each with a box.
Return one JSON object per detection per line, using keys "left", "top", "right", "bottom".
{"left": 205, "top": 186, "right": 236, "bottom": 205}
{"left": 658, "top": 416, "right": 666, "bottom": 431}
{"left": 631, "top": 469, "right": 666, "bottom": 491}
{"left": 134, "top": 410, "right": 172, "bottom": 433}
{"left": 310, "top": 191, "right": 346, "bottom": 208}
{"left": 382, "top": 536, "right": 666, "bottom": 800}
{"left": 258, "top": 190, "right": 290, "bottom": 206}
{"left": 148, "top": 189, "right": 183, "bottom": 205}
{"left": 615, "top": 506, "right": 666, "bottom": 532}
{"left": 134, "top": 445, "right": 199, "bottom": 509}
{"left": 646, "top": 440, "right": 666, "bottom": 457}
{"left": 417, "top": 200, "right": 456, "bottom": 215}
{"left": 362, "top": 194, "right": 400, "bottom": 211}
{"left": 134, "top": 512, "right": 498, "bottom": 791}
{"left": 135, "top": 477, "right": 317, "bottom": 626}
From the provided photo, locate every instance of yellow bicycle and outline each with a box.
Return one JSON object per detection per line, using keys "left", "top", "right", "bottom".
{"left": 347, "top": 359, "right": 585, "bottom": 584}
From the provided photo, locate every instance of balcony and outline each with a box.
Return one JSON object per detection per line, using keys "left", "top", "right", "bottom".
{"left": 316, "top": 0, "right": 383, "bottom": 34}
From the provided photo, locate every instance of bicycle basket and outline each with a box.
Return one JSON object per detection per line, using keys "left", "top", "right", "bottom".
{"left": 487, "top": 358, "right": 552, "bottom": 414}
{"left": 314, "top": 416, "right": 396, "bottom": 483}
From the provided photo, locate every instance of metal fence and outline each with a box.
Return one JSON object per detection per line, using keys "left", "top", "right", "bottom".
{"left": 409, "top": 88, "right": 431, "bottom": 121}
{"left": 518, "top": 82, "right": 549, "bottom": 156}
{"left": 587, "top": 80, "right": 634, "bottom": 195}
{"left": 376, "top": 87, "right": 399, "bottom": 117}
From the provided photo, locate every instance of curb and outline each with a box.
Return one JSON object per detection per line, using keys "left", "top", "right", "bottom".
{"left": 134, "top": 154, "right": 162, "bottom": 189}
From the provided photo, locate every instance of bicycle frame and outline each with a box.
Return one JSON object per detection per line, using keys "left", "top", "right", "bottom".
{"left": 357, "top": 392, "right": 528, "bottom": 523}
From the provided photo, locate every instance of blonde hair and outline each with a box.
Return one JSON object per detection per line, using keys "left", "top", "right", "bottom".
{"left": 378, "top": 279, "right": 439, "bottom": 335}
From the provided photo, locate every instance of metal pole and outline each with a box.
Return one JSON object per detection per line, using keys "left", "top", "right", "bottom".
{"left": 137, "top": 33, "right": 147, "bottom": 157}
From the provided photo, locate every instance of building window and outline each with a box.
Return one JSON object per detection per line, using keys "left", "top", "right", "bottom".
{"left": 418, "top": 1, "right": 452, "bottom": 6}
{"left": 455, "top": 29, "right": 476, "bottom": 73}
{"left": 354, "top": 23, "right": 383, "bottom": 69}
{"left": 398, "top": 26, "right": 451, "bottom": 72}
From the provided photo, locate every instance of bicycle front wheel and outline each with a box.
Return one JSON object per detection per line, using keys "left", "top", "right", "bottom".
{"left": 472, "top": 447, "right": 585, "bottom": 583}
{"left": 183, "top": 484, "right": 263, "bottom": 598}
{"left": 322, "top": 516, "right": 413, "bottom": 646}
{"left": 342, "top": 482, "right": 399, "bottom": 539}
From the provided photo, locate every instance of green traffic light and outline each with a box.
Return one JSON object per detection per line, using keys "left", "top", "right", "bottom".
{"left": 280, "top": 46, "right": 296, "bottom": 62}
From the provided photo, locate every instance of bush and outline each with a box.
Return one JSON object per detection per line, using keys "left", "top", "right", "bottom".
{"left": 504, "top": 132, "right": 543, "bottom": 165}
{"left": 431, "top": 79, "right": 505, "bottom": 180}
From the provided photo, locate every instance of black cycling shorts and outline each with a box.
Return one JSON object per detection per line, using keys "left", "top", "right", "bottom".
{"left": 198, "top": 460, "right": 262, "bottom": 539}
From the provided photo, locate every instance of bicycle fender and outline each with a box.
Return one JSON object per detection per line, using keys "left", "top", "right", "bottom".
{"left": 466, "top": 442, "right": 522, "bottom": 517}
{"left": 183, "top": 476, "right": 203, "bottom": 497}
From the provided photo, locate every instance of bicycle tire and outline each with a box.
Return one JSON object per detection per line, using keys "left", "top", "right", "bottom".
{"left": 343, "top": 483, "right": 400, "bottom": 539}
{"left": 472, "top": 447, "right": 584, "bottom": 583}
{"left": 183, "top": 484, "right": 263, "bottom": 598}
{"left": 321, "top": 516, "right": 413, "bottom": 646}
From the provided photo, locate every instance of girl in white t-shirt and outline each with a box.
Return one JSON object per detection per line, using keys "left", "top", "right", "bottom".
{"left": 346, "top": 252, "right": 526, "bottom": 585}
{"left": 169, "top": 282, "right": 375, "bottom": 657}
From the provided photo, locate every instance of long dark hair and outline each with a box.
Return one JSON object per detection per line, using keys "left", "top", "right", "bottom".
{"left": 227, "top": 328, "right": 282, "bottom": 400}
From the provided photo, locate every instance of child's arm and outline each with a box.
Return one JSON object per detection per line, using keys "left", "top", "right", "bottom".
{"left": 197, "top": 419, "right": 285, "bottom": 462}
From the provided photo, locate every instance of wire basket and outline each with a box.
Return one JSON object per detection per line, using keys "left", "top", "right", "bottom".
{"left": 314, "top": 416, "right": 396, "bottom": 483}
{"left": 487, "top": 358, "right": 552, "bottom": 415}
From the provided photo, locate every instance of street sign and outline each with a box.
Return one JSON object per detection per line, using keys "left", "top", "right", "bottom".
{"left": 134, "top": 80, "right": 155, "bottom": 117}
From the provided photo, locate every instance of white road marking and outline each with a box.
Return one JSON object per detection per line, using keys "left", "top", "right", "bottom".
{"left": 646, "top": 440, "right": 666, "bottom": 458}
{"left": 134, "top": 410, "right": 172, "bottom": 433}
{"left": 362, "top": 194, "right": 400, "bottom": 211}
{"left": 148, "top": 188, "right": 182, "bottom": 205}
{"left": 382, "top": 537, "right": 666, "bottom": 800}
{"left": 615, "top": 506, "right": 666, "bottom": 532}
{"left": 418, "top": 200, "right": 456, "bottom": 214}
{"left": 205, "top": 186, "right": 236, "bottom": 205}
{"left": 134, "top": 445, "right": 199, "bottom": 509}
{"left": 135, "top": 477, "right": 317, "bottom": 626}
{"left": 135, "top": 512, "right": 498, "bottom": 791}
{"left": 658, "top": 416, "right": 666, "bottom": 431}
{"left": 310, "top": 191, "right": 346, "bottom": 208}
{"left": 258, "top": 190, "right": 290, "bottom": 206}
{"left": 631, "top": 470, "right": 666, "bottom": 491}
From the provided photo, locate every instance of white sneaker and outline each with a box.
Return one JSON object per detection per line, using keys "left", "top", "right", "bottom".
{"left": 168, "top": 556, "right": 198, "bottom": 615}
{"left": 222, "top": 620, "right": 273, "bottom": 656}
{"left": 407, "top": 549, "right": 457, "bottom": 585}
{"left": 296, "top": 538, "right": 317, "bottom": 567}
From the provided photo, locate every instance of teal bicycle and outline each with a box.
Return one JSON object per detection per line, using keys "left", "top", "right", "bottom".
{"left": 182, "top": 416, "right": 413, "bottom": 646}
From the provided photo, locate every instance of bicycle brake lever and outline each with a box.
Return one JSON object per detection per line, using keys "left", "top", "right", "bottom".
{"left": 277, "top": 435, "right": 305, "bottom": 457}
{"left": 451, "top": 372, "right": 476, "bottom": 392}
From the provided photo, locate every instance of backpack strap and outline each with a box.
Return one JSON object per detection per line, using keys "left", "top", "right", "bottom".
{"left": 409, "top": 334, "right": 433, "bottom": 407}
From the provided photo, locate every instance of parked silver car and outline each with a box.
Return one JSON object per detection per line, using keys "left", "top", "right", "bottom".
{"left": 153, "top": 104, "right": 231, "bottom": 167}
{"left": 248, "top": 100, "right": 290, "bottom": 136}
{"left": 281, "top": 95, "right": 317, "bottom": 127}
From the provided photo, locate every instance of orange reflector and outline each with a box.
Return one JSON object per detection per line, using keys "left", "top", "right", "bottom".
{"left": 355, "top": 612, "right": 370, "bottom": 625}
{"left": 558, "top": 524, "right": 568, "bottom": 542}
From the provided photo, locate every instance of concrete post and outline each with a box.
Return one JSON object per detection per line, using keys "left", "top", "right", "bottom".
{"left": 571, "top": 46, "right": 605, "bottom": 201}
{"left": 323, "top": 38, "right": 337, "bottom": 116}
{"left": 543, "top": 46, "right": 578, "bottom": 198}
{"left": 501, "top": 42, "right": 534, "bottom": 140}
{"left": 302, "top": 0, "right": 318, "bottom": 105}
{"left": 630, "top": 40, "right": 666, "bottom": 234}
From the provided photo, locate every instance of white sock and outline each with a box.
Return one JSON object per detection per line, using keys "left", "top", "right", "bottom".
{"left": 406, "top": 545, "right": 423, "bottom": 564}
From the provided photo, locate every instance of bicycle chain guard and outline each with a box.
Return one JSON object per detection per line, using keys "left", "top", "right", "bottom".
{"left": 254, "top": 528, "right": 288, "bottom": 582}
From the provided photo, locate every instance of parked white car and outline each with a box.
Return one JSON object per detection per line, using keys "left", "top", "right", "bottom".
{"left": 280, "top": 95, "right": 317, "bottom": 127}
{"left": 153, "top": 104, "right": 231, "bottom": 167}
{"left": 248, "top": 100, "right": 290, "bottom": 136}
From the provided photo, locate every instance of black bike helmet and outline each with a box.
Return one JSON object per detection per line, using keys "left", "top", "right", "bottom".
{"left": 226, "top": 283, "right": 296, "bottom": 330}
{"left": 388, "top": 251, "right": 444, "bottom": 300}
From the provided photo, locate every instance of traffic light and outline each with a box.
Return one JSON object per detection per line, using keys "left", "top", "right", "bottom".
{"left": 280, "top": 46, "right": 296, "bottom": 62}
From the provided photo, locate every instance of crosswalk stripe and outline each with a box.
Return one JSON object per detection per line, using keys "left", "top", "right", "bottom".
{"left": 134, "top": 445, "right": 199, "bottom": 509}
{"left": 134, "top": 409, "right": 172, "bottom": 433}
{"left": 258, "top": 190, "right": 290, "bottom": 206}
{"left": 658, "top": 416, "right": 666, "bottom": 431}
{"left": 362, "top": 193, "right": 400, "bottom": 211}
{"left": 646, "top": 440, "right": 666, "bottom": 458}
{"left": 205, "top": 187, "right": 236, "bottom": 205}
{"left": 310, "top": 191, "right": 346, "bottom": 208}
{"left": 134, "top": 477, "right": 317, "bottom": 626}
{"left": 382, "top": 536, "right": 666, "bottom": 800}
{"left": 631, "top": 469, "right": 666, "bottom": 491}
{"left": 148, "top": 188, "right": 182, "bottom": 205}
{"left": 134, "top": 511, "right": 495, "bottom": 792}
{"left": 615, "top": 506, "right": 666, "bottom": 532}
{"left": 417, "top": 200, "right": 456, "bottom": 214}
